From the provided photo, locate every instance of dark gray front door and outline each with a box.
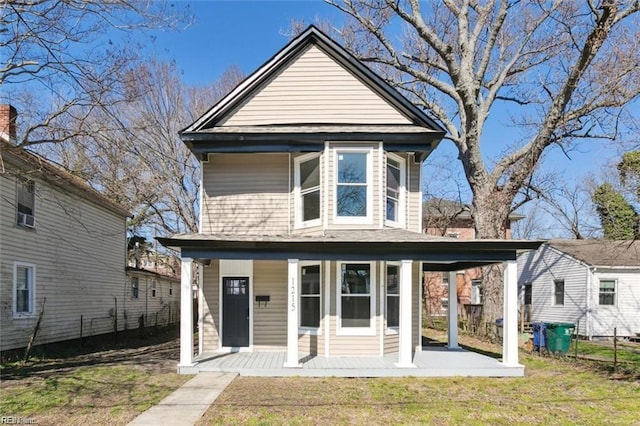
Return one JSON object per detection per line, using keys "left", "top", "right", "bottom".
{"left": 222, "top": 277, "right": 250, "bottom": 347}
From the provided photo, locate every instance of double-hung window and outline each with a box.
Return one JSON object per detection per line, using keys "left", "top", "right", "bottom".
{"left": 16, "top": 178, "right": 35, "bottom": 228}
{"left": 553, "top": 279, "right": 564, "bottom": 306}
{"left": 14, "top": 262, "right": 35, "bottom": 316}
{"left": 385, "top": 154, "right": 405, "bottom": 225}
{"left": 300, "top": 263, "right": 321, "bottom": 330}
{"left": 131, "top": 277, "right": 139, "bottom": 299}
{"left": 295, "top": 154, "right": 321, "bottom": 227}
{"left": 335, "top": 149, "right": 372, "bottom": 222}
{"left": 338, "top": 262, "right": 375, "bottom": 334}
{"left": 598, "top": 280, "right": 616, "bottom": 306}
{"left": 386, "top": 263, "right": 399, "bottom": 329}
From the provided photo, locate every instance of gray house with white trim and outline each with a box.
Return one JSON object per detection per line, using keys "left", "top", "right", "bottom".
{"left": 159, "top": 26, "right": 540, "bottom": 376}
{"left": 518, "top": 240, "right": 640, "bottom": 339}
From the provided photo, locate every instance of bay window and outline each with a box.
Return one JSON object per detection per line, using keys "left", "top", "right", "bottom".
{"left": 338, "top": 262, "right": 375, "bottom": 334}
{"left": 300, "top": 263, "right": 321, "bottom": 329}
{"left": 295, "top": 154, "right": 321, "bottom": 226}
{"left": 386, "top": 263, "right": 399, "bottom": 329}
{"left": 335, "top": 149, "right": 372, "bottom": 222}
{"left": 386, "top": 154, "right": 405, "bottom": 225}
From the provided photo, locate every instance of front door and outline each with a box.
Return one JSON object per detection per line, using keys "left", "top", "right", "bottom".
{"left": 222, "top": 277, "right": 250, "bottom": 347}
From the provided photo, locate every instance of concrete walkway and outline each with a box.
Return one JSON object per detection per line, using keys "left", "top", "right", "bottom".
{"left": 128, "top": 372, "right": 237, "bottom": 426}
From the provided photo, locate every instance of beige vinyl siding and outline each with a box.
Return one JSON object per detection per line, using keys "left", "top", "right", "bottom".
{"left": 384, "top": 333, "right": 399, "bottom": 355}
{"left": 201, "top": 260, "right": 220, "bottom": 351}
{"left": 407, "top": 159, "right": 422, "bottom": 232}
{"left": 202, "top": 153, "right": 290, "bottom": 235}
{"left": 1, "top": 166, "right": 127, "bottom": 351}
{"left": 253, "top": 260, "right": 287, "bottom": 348}
{"left": 219, "top": 45, "right": 411, "bottom": 126}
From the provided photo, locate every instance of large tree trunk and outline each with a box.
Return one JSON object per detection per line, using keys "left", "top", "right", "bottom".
{"left": 472, "top": 188, "right": 512, "bottom": 333}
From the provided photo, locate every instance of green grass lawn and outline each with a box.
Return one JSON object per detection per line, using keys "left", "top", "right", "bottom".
{"left": 198, "top": 332, "right": 640, "bottom": 425}
{"left": 571, "top": 339, "right": 640, "bottom": 363}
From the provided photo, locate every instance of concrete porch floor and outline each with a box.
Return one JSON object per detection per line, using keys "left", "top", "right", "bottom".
{"left": 182, "top": 346, "right": 523, "bottom": 377}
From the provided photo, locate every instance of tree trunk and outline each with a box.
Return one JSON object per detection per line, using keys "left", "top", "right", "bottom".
{"left": 472, "top": 189, "right": 511, "bottom": 332}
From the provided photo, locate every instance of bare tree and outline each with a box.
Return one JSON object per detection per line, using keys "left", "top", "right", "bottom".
{"left": 303, "top": 0, "right": 640, "bottom": 323}
{"left": 46, "top": 61, "right": 245, "bottom": 238}
{"left": 1, "top": 0, "right": 190, "bottom": 147}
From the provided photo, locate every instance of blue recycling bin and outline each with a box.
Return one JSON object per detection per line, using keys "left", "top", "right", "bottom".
{"left": 532, "top": 322, "right": 546, "bottom": 351}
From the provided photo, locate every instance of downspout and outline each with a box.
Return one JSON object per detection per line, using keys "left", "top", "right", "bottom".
{"left": 586, "top": 267, "right": 594, "bottom": 340}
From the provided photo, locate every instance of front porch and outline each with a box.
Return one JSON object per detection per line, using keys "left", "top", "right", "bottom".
{"left": 181, "top": 346, "right": 523, "bottom": 377}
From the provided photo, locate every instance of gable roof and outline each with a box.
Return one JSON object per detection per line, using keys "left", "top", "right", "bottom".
{"left": 547, "top": 239, "right": 640, "bottom": 268}
{"left": 1, "top": 140, "right": 131, "bottom": 218}
{"left": 181, "top": 26, "right": 446, "bottom": 160}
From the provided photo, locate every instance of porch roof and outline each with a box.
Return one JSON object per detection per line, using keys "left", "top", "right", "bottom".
{"left": 157, "top": 229, "right": 543, "bottom": 271}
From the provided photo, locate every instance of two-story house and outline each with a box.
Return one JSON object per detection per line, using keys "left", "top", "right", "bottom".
{"left": 0, "top": 105, "right": 180, "bottom": 355}
{"left": 159, "top": 26, "right": 540, "bottom": 376}
{"left": 0, "top": 105, "right": 132, "bottom": 354}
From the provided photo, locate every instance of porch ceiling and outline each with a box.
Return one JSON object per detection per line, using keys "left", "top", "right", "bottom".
{"left": 157, "top": 229, "right": 543, "bottom": 271}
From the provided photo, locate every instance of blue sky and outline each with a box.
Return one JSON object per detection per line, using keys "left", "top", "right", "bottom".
{"left": 141, "top": 1, "right": 631, "bottom": 235}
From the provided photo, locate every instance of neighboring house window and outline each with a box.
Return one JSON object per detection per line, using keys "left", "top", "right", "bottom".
{"left": 338, "top": 262, "right": 375, "bottom": 333}
{"left": 524, "top": 283, "right": 532, "bottom": 305}
{"left": 131, "top": 277, "right": 139, "bottom": 299}
{"left": 471, "top": 279, "right": 483, "bottom": 304}
{"left": 335, "top": 149, "right": 372, "bottom": 222}
{"left": 446, "top": 232, "right": 460, "bottom": 239}
{"left": 441, "top": 298, "right": 449, "bottom": 310}
{"left": 295, "top": 154, "right": 321, "bottom": 226}
{"left": 598, "top": 280, "right": 616, "bottom": 306}
{"left": 553, "top": 280, "right": 564, "bottom": 306}
{"left": 169, "top": 283, "right": 173, "bottom": 296}
{"left": 441, "top": 272, "right": 449, "bottom": 287}
{"left": 386, "top": 154, "right": 405, "bottom": 225}
{"left": 14, "top": 262, "right": 35, "bottom": 315}
{"left": 16, "top": 178, "right": 36, "bottom": 228}
{"left": 386, "top": 263, "right": 399, "bottom": 328}
{"left": 300, "top": 263, "right": 321, "bottom": 329}
{"left": 151, "top": 281, "right": 157, "bottom": 298}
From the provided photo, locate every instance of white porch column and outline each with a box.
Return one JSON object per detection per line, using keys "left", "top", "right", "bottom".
{"left": 502, "top": 260, "right": 521, "bottom": 367}
{"left": 396, "top": 259, "right": 415, "bottom": 368}
{"left": 284, "top": 259, "right": 301, "bottom": 367}
{"left": 447, "top": 271, "right": 460, "bottom": 349}
{"left": 178, "top": 257, "right": 194, "bottom": 368}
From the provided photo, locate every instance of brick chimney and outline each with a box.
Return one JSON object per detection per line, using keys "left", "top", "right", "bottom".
{"left": 0, "top": 104, "right": 18, "bottom": 143}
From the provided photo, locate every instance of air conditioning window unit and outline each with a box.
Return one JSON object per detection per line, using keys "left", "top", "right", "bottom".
{"left": 17, "top": 212, "right": 36, "bottom": 228}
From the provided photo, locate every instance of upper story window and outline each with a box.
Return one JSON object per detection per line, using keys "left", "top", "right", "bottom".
{"left": 385, "top": 154, "right": 405, "bottom": 226}
{"left": 14, "top": 262, "right": 36, "bottom": 316}
{"left": 335, "top": 149, "right": 372, "bottom": 223}
{"left": 16, "top": 178, "right": 36, "bottom": 228}
{"left": 295, "top": 154, "right": 321, "bottom": 227}
{"left": 151, "top": 281, "right": 157, "bottom": 298}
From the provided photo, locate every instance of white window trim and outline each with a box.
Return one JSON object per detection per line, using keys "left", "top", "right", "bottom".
{"left": 333, "top": 147, "right": 374, "bottom": 225}
{"left": 294, "top": 152, "right": 322, "bottom": 229}
{"left": 553, "top": 279, "right": 565, "bottom": 306}
{"left": 299, "top": 261, "right": 322, "bottom": 334}
{"left": 385, "top": 152, "right": 406, "bottom": 228}
{"left": 336, "top": 260, "right": 376, "bottom": 336}
{"left": 597, "top": 278, "right": 617, "bottom": 306}
{"left": 385, "top": 261, "right": 400, "bottom": 334}
{"left": 13, "top": 261, "right": 36, "bottom": 318}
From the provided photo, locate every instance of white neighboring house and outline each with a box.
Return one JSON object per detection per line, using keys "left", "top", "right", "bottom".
{"left": 518, "top": 240, "right": 640, "bottom": 339}
{"left": 0, "top": 105, "right": 132, "bottom": 353}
